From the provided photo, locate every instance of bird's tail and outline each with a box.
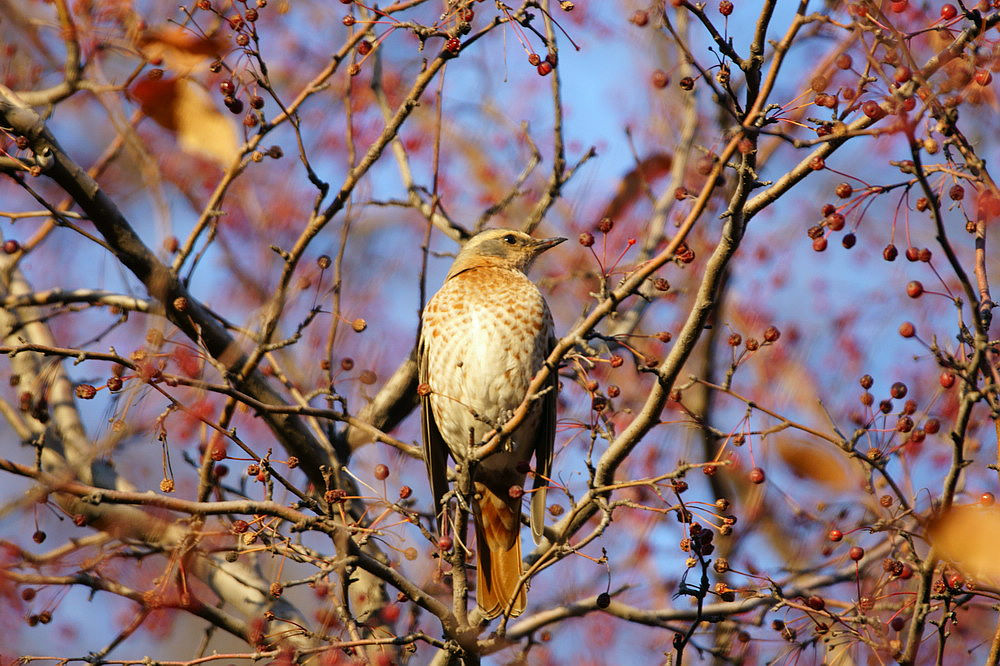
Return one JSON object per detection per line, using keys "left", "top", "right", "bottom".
{"left": 473, "top": 482, "right": 526, "bottom": 619}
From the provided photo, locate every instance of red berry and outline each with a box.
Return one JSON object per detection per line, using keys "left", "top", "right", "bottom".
{"left": 891, "top": 616, "right": 906, "bottom": 631}
{"left": 939, "top": 372, "right": 955, "bottom": 388}
{"left": 718, "top": 1, "right": 733, "bottom": 16}
{"left": 835, "top": 183, "right": 853, "bottom": 199}
{"left": 975, "top": 70, "right": 993, "bottom": 86}
{"left": 828, "top": 529, "right": 843, "bottom": 542}
{"left": 812, "top": 237, "right": 828, "bottom": 252}
{"left": 906, "top": 281, "right": 923, "bottom": 298}
{"left": 807, "top": 596, "right": 825, "bottom": 611}
{"left": 940, "top": 4, "right": 957, "bottom": 20}
{"left": 528, "top": 53, "right": 541, "bottom": 66}
{"left": 924, "top": 418, "right": 940, "bottom": 434}
{"left": 905, "top": 246, "right": 919, "bottom": 262}
{"left": 357, "top": 40, "right": 372, "bottom": 55}
{"left": 849, "top": 546, "right": 864, "bottom": 561}
{"left": 219, "top": 80, "right": 235, "bottom": 96}
{"left": 899, "top": 321, "right": 915, "bottom": 338}
{"left": 894, "top": 67, "right": 912, "bottom": 84}
{"left": 444, "top": 37, "right": 461, "bottom": 54}
{"left": 374, "top": 463, "right": 389, "bottom": 480}
{"left": 438, "top": 535, "right": 453, "bottom": 551}
{"left": 883, "top": 244, "right": 898, "bottom": 261}
{"left": 949, "top": 184, "right": 965, "bottom": 201}
{"left": 398, "top": 485, "right": 412, "bottom": 499}
{"left": 860, "top": 374, "right": 873, "bottom": 389}
{"left": 381, "top": 603, "right": 400, "bottom": 623}
{"left": 890, "top": 381, "right": 907, "bottom": 399}
{"left": 3, "top": 239, "right": 20, "bottom": 254}
{"left": 862, "top": 100, "right": 884, "bottom": 119}
{"left": 890, "top": 0, "right": 907, "bottom": 11}
{"left": 537, "top": 62, "right": 553, "bottom": 76}
{"left": 980, "top": 492, "right": 996, "bottom": 506}
{"left": 629, "top": 9, "right": 649, "bottom": 26}
{"left": 749, "top": 467, "right": 765, "bottom": 484}
{"left": 578, "top": 231, "right": 595, "bottom": 247}
{"left": 651, "top": 70, "right": 669, "bottom": 89}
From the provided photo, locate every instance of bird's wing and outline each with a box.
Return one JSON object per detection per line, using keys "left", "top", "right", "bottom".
{"left": 530, "top": 334, "right": 557, "bottom": 543}
{"left": 418, "top": 335, "right": 450, "bottom": 531}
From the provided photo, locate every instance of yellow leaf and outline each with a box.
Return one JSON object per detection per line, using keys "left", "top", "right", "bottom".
{"left": 132, "top": 76, "right": 239, "bottom": 167}
{"left": 137, "top": 27, "right": 225, "bottom": 76}
{"left": 776, "top": 440, "right": 859, "bottom": 490}
{"left": 928, "top": 505, "right": 1000, "bottom": 582}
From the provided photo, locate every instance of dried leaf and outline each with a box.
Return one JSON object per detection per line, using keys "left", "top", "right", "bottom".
{"left": 776, "top": 440, "right": 858, "bottom": 490}
{"left": 132, "top": 76, "right": 239, "bottom": 167}
{"left": 928, "top": 505, "right": 1000, "bottom": 581}
{"left": 137, "top": 27, "right": 225, "bottom": 76}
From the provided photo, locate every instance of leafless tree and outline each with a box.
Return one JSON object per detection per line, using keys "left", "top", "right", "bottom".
{"left": 3, "top": 1, "right": 1000, "bottom": 664}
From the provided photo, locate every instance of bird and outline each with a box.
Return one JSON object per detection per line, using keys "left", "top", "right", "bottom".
{"left": 418, "top": 228, "right": 563, "bottom": 619}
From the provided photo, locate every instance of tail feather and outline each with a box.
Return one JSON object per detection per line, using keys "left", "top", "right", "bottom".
{"left": 474, "top": 483, "right": 526, "bottom": 618}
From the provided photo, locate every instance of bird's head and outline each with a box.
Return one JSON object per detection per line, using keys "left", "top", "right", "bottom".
{"left": 447, "top": 229, "right": 566, "bottom": 279}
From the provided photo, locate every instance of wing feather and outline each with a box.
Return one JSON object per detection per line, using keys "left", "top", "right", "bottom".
{"left": 418, "top": 336, "right": 450, "bottom": 531}
{"left": 530, "top": 334, "right": 557, "bottom": 543}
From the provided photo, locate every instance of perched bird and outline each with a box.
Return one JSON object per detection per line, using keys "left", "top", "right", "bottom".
{"left": 419, "top": 228, "right": 563, "bottom": 618}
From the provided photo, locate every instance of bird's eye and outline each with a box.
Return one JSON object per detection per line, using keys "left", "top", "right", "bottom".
{"left": 503, "top": 234, "right": 517, "bottom": 245}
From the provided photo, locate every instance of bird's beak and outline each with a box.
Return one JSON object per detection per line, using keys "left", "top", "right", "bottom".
{"left": 532, "top": 236, "right": 567, "bottom": 253}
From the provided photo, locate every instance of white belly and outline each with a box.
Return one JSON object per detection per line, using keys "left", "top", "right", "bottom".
{"left": 422, "top": 268, "right": 551, "bottom": 469}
